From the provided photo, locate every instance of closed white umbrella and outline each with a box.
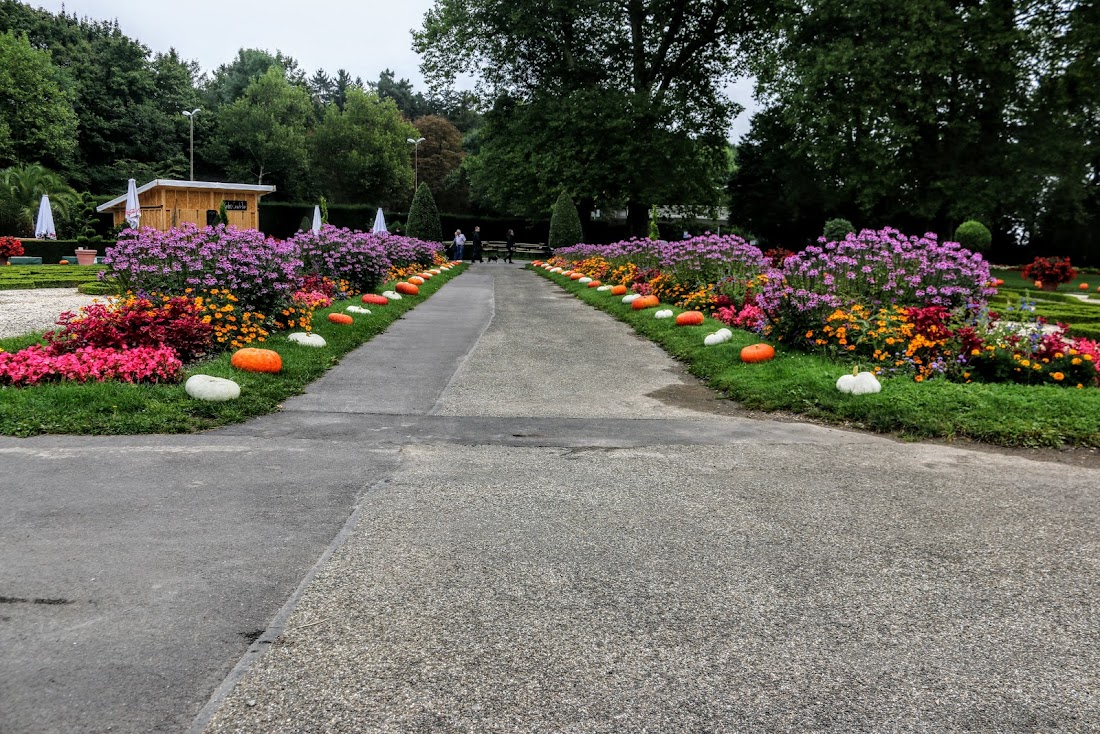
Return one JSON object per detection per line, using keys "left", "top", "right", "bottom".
{"left": 372, "top": 207, "right": 387, "bottom": 234}
{"left": 312, "top": 205, "right": 322, "bottom": 233}
{"left": 124, "top": 178, "right": 141, "bottom": 229}
{"left": 35, "top": 195, "right": 56, "bottom": 239}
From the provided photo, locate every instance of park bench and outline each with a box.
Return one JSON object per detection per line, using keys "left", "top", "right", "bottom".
{"left": 481, "top": 241, "right": 550, "bottom": 259}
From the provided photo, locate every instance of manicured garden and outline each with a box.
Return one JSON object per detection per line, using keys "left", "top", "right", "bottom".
{"left": 0, "top": 264, "right": 107, "bottom": 291}
{"left": 533, "top": 229, "right": 1100, "bottom": 448}
{"left": 0, "top": 223, "right": 462, "bottom": 436}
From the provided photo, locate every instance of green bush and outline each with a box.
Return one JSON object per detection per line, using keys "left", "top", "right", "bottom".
{"left": 648, "top": 204, "right": 660, "bottom": 241}
{"left": 548, "top": 192, "right": 583, "bottom": 249}
{"left": 954, "top": 220, "right": 992, "bottom": 252}
{"left": 822, "top": 218, "right": 855, "bottom": 243}
{"left": 406, "top": 184, "right": 442, "bottom": 242}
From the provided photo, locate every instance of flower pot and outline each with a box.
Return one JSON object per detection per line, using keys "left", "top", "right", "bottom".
{"left": 75, "top": 249, "right": 97, "bottom": 266}
{"left": 1039, "top": 282, "right": 1059, "bottom": 292}
{"left": 0, "top": 256, "right": 8, "bottom": 267}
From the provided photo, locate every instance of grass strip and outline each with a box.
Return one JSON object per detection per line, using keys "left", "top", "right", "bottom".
{"left": 535, "top": 268, "right": 1100, "bottom": 449}
{"left": 0, "top": 266, "right": 464, "bottom": 437}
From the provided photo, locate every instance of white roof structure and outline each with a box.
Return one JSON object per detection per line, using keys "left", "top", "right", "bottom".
{"left": 97, "top": 179, "right": 277, "bottom": 212}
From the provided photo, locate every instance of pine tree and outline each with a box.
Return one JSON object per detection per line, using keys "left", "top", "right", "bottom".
{"left": 548, "top": 192, "right": 583, "bottom": 249}
{"left": 406, "top": 183, "right": 442, "bottom": 242}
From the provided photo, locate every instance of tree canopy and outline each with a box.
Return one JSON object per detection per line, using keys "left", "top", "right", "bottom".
{"left": 414, "top": 0, "right": 761, "bottom": 230}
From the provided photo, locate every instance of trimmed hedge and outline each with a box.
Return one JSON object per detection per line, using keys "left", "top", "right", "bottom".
{"left": 17, "top": 240, "right": 112, "bottom": 264}
{"left": 0, "top": 265, "right": 105, "bottom": 290}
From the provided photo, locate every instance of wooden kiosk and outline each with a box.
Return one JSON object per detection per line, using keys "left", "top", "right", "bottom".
{"left": 97, "top": 180, "right": 276, "bottom": 232}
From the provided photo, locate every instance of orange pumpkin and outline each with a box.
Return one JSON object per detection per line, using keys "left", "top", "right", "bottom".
{"left": 570, "top": 273, "right": 585, "bottom": 280}
{"left": 327, "top": 313, "right": 354, "bottom": 325}
{"left": 611, "top": 285, "right": 628, "bottom": 296}
{"left": 408, "top": 276, "right": 425, "bottom": 285}
{"left": 740, "top": 343, "right": 776, "bottom": 363}
{"left": 1080, "top": 283, "right": 1090, "bottom": 290}
{"left": 231, "top": 347, "right": 282, "bottom": 373}
{"left": 419, "top": 272, "right": 433, "bottom": 279}
{"left": 587, "top": 280, "right": 602, "bottom": 288}
{"left": 362, "top": 293, "right": 389, "bottom": 305}
{"left": 58, "top": 259, "right": 69, "bottom": 265}
{"left": 395, "top": 282, "right": 419, "bottom": 295}
{"left": 675, "top": 311, "right": 704, "bottom": 326}
{"left": 631, "top": 295, "right": 660, "bottom": 310}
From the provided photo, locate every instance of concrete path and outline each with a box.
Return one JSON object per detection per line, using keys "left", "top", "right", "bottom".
{"left": 1, "top": 265, "right": 1097, "bottom": 733}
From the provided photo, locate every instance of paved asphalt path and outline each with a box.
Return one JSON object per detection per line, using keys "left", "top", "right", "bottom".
{"left": 1, "top": 265, "right": 1097, "bottom": 733}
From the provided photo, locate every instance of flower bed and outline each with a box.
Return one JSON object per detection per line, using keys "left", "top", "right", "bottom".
{"left": 549, "top": 228, "right": 1098, "bottom": 389}
{"left": 0, "top": 224, "right": 446, "bottom": 389}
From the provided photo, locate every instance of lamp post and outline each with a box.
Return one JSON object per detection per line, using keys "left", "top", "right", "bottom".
{"left": 407, "top": 136, "right": 426, "bottom": 192}
{"left": 182, "top": 108, "right": 201, "bottom": 180}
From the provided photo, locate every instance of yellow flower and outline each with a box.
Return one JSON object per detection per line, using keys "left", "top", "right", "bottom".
{"left": 1052, "top": 372, "right": 1064, "bottom": 381}
{"left": 1020, "top": 359, "right": 1030, "bottom": 367}
{"left": 1072, "top": 358, "right": 1082, "bottom": 366}
{"left": 970, "top": 348, "right": 980, "bottom": 356}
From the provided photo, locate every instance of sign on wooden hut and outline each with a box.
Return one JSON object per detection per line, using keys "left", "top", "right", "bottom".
{"left": 97, "top": 180, "right": 276, "bottom": 232}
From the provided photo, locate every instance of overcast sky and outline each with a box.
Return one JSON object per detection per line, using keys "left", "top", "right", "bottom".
{"left": 25, "top": 0, "right": 756, "bottom": 139}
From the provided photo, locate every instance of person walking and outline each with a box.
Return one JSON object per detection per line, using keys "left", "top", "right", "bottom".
{"left": 471, "top": 226, "right": 484, "bottom": 263}
{"left": 505, "top": 229, "right": 516, "bottom": 264}
{"left": 453, "top": 229, "right": 466, "bottom": 261}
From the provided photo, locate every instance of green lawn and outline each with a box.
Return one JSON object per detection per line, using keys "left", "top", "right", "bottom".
{"left": 0, "top": 266, "right": 464, "bottom": 436}
{"left": 538, "top": 268, "right": 1100, "bottom": 449}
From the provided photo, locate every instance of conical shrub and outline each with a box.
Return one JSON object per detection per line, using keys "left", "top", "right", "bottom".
{"left": 406, "top": 183, "right": 442, "bottom": 242}
{"left": 548, "top": 192, "right": 583, "bottom": 249}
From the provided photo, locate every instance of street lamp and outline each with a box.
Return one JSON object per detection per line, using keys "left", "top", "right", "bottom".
{"left": 407, "top": 136, "right": 426, "bottom": 192}
{"left": 182, "top": 108, "right": 201, "bottom": 180}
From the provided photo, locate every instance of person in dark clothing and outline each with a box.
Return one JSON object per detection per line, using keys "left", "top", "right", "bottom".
{"left": 505, "top": 229, "right": 516, "bottom": 264}
{"left": 471, "top": 226, "right": 483, "bottom": 263}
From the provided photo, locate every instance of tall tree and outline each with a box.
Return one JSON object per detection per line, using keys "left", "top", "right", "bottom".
{"left": 370, "top": 69, "right": 429, "bottom": 119}
{"left": 205, "top": 67, "right": 313, "bottom": 198}
{"left": 0, "top": 3, "right": 200, "bottom": 191}
{"left": 411, "top": 115, "right": 467, "bottom": 211}
{"left": 743, "top": 0, "right": 1042, "bottom": 250}
{"left": 308, "top": 88, "right": 416, "bottom": 205}
{"left": 0, "top": 30, "right": 77, "bottom": 170}
{"left": 414, "top": 0, "right": 760, "bottom": 231}
{"left": 202, "top": 48, "right": 306, "bottom": 109}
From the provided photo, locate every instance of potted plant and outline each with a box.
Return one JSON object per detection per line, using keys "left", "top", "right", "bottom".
{"left": 0, "top": 236, "right": 24, "bottom": 266}
{"left": 75, "top": 246, "right": 98, "bottom": 266}
{"left": 1022, "top": 256, "right": 1076, "bottom": 291}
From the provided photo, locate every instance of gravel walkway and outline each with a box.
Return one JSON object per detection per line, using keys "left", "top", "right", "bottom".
{"left": 0, "top": 288, "right": 106, "bottom": 340}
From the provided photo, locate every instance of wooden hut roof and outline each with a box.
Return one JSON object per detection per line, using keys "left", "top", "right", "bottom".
{"left": 97, "top": 180, "right": 277, "bottom": 212}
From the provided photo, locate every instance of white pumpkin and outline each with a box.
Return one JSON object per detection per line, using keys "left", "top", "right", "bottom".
{"left": 704, "top": 333, "right": 726, "bottom": 347}
{"left": 185, "top": 374, "right": 240, "bottom": 402}
{"left": 836, "top": 371, "right": 881, "bottom": 395}
{"left": 654, "top": 309, "right": 674, "bottom": 319}
{"left": 578, "top": 277, "right": 593, "bottom": 284}
{"left": 382, "top": 290, "right": 402, "bottom": 300}
{"left": 288, "top": 332, "right": 327, "bottom": 348}
{"left": 597, "top": 285, "right": 613, "bottom": 292}
{"left": 622, "top": 294, "right": 641, "bottom": 304}
{"left": 429, "top": 269, "right": 441, "bottom": 274}
{"left": 550, "top": 267, "right": 563, "bottom": 273}
{"left": 715, "top": 328, "right": 733, "bottom": 341}
{"left": 346, "top": 305, "right": 371, "bottom": 314}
